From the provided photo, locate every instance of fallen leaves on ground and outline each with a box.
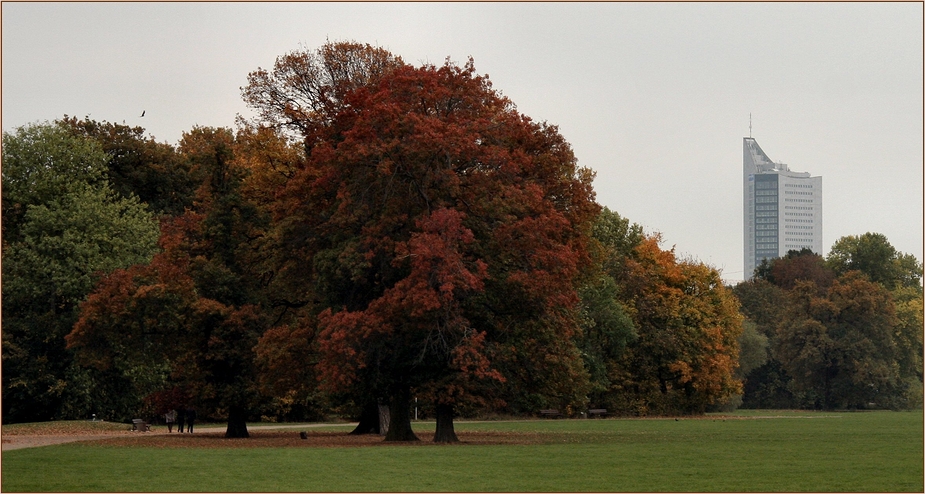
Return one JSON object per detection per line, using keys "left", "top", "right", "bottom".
{"left": 2, "top": 420, "right": 129, "bottom": 436}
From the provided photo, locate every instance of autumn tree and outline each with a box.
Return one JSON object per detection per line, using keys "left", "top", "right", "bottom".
{"left": 246, "top": 42, "right": 598, "bottom": 441}
{"left": 774, "top": 273, "right": 908, "bottom": 409}
{"left": 58, "top": 116, "right": 198, "bottom": 216}
{"left": 735, "top": 233, "right": 923, "bottom": 410}
{"left": 761, "top": 248, "right": 835, "bottom": 291}
{"left": 68, "top": 126, "right": 274, "bottom": 437}
{"left": 242, "top": 41, "right": 404, "bottom": 144}
{"left": 230, "top": 123, "right": 332, "bottom": 422}
{"left": 243, "top": 43, "right": 407, "bottom": 433}
{"left": 608, "top": 236, "right": 743, "bottom": 415}
{"left": 2, "top": 123, "right": 159, "bottom": 423}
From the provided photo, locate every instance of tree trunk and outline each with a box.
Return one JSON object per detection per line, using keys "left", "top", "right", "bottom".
{"left": 225, "top": 405, "right": 249, "bottom": 438}
{"left": 433, "top": 403, "right": 459, "bottom": 443}
{"left": 378, "top": 403, "right": 391, "bottom": 436}
{"left": 384, "top": 386, "right": 418, "bottom": 442}
{"left": 349, "top": 400, "right": 381, "bottom": 435}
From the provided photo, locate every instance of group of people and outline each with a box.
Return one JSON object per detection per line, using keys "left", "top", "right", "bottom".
{"left": 164, "top": 407, "right": 197, "bottom": 433}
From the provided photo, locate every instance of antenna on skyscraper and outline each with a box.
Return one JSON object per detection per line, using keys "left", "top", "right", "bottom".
{"left": 749, "top": 113, "right": 752, "bottom": 138}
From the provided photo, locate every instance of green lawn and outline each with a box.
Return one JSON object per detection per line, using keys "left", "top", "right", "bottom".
{"left": 2, "top": 410, "right": 922, "bottom": 492}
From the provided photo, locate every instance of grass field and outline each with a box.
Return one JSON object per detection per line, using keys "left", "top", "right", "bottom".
{"left": 2, "top": 410, "right": 922, "bottom": 492}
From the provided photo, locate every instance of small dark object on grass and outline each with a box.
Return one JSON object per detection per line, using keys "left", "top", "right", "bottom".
{"left": 299, "top": 431, "right": 308, "bottom": 440}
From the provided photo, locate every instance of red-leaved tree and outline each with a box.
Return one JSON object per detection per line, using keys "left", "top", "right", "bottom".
{"left": 247, "top": 43, "right": 598, "bottom": 441}
{"left": 68, "top": 127, "right": 271, "bottom": 438}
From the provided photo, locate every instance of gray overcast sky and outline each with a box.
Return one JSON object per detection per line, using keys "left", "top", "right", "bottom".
{"left": 3, "top": 2, "right": 922, "bottom": 282}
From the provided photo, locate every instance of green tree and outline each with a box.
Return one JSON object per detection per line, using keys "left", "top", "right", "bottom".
{"left": 2, "top": 122, "right": 107, "bottom": 243}
{"left": 2, "top": 123, "right": 159, "bottom": 423}
{"left": 591, "top": 206, "right": 644, "bottom": 266}
{"left": 4, "top": 186, "right": 160, "bottom": 304}
{"left": 576, "top": 207, "right": 639, "bottom": 407}
{"left": 827, "top": 233, "right": 923, "bottom": 290}
{"left": 825, "top": 233, "right": 923, "bottom": 407}
{"left": 737, "top": 234, "right": 923, "bottom": 410}
{"left": 736, "top": 321, "right": 769, "bottom": 379}
{"left": 732, "top": 278, "right": 787, "bottom": 338}
{"left": 732, "top": 279, "right": 797, "bottom": 409}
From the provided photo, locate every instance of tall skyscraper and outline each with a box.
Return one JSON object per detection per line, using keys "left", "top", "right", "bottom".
{"left": 743, "top": 137, "right": 822, "bottom": 279}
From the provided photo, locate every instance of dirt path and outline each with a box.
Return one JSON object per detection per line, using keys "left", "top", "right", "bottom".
{"left": 1, "top": 422, "right": 358, "bottom": 451}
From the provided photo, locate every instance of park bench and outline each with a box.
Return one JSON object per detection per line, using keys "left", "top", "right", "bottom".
{"left": 588, "top": 408, "right": 608, "bottom": 418}
{"left": 132, "top": 419, "right": 150, "bottom": 432}
{"left": 539, "top": 409, "right": 561, "bottom": 418}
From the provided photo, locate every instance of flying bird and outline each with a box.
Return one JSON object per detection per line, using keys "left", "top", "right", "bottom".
{"left": 140, "top": 110, "right": 145, "bottom": 117}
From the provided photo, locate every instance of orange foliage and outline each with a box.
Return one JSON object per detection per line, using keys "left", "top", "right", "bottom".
{"left": 609, "top": 235, "right": 743, "bottom": 414}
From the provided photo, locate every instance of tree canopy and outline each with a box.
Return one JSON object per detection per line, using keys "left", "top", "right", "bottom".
{"left": 6, "top": 41, "right": 919, "bottom": 433}
{"left": 735, "top": 233, "right": 923, "bottom": 410}
{"left": 246, "top": 43, "right": 600, "bottom": 441}
{"left": 66, "top": 126, "right": 273, "bottom": 437}
{"left": 827, "top": 232, "right": 923, "bottom": 290}
{"left": 2, "top": 122, "right": 160, "bottom": 423}
{"left": 58, "top": 116, "right": 198, "bottom": 216}
{"left": 606, "top": 236, "right": 744, "bottom": 415}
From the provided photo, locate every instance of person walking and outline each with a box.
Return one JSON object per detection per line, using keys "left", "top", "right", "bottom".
{"left": 186, "top": 407, "right": 196, "bottom": 433}
{"left": 176, "top": 407, "right": 186, "bottom": 433}
{"left": 165, "top": 409, "right": 177, "bottom": 433}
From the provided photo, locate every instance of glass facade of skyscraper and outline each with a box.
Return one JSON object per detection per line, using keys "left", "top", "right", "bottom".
{"left": 743, "top": 138, "right": 822, "bottom": 279}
